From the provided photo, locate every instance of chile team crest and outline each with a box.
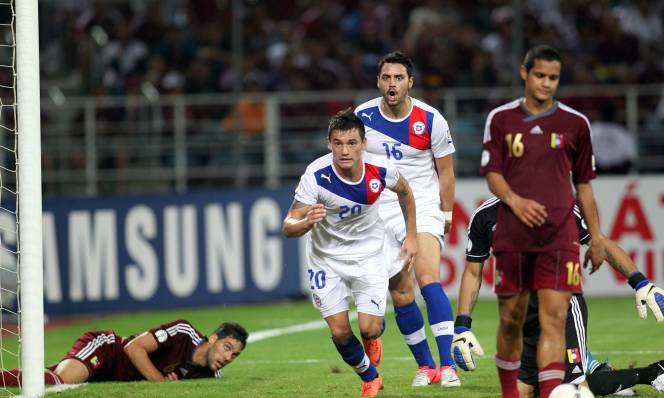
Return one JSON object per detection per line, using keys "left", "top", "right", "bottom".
{"left": 313, "top": 293, "right": 322, "bottom": 307}
{"left": 412, "top": 121, "right": 426, "bottom": 135}
{"left": 369, "top": 178, "right": 382, "bottom": 193}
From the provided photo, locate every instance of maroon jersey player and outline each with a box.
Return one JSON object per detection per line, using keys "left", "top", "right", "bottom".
{"left": 479, "top": 45, "right": 607, "bottom": 398}
{"left": 1, "top": 319, "right": 247, "bottom": 385}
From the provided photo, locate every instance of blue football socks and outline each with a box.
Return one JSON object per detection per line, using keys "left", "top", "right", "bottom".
{"left": 333, "top": 334, "right": 378, "bottom": 381}
{"left": 421, "top": 282, "right": 454, "bottom": 367}
{"left": 395, "top": 300, "right": 436, "bottom": 368}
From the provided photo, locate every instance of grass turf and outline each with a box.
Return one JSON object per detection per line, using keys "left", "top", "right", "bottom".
{"left": 2, "top": 296, "right": 662, "bottom": 397}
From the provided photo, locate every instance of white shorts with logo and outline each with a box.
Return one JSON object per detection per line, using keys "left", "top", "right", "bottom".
{"left": 307, "top": 253, "right": 388, "bottom": 318}
{"left": 381, "top": 201, "right": 445, "bottom": 278}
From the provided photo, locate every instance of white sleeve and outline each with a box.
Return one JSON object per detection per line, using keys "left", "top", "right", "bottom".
{"left": 384, "top": 159, "right": 401, "bottom": 190}
{"left": 293, "top": 169, "right": 318, "bottom": 205}
{"left": 430, "top": 111, "right": 455, "bottom": 159}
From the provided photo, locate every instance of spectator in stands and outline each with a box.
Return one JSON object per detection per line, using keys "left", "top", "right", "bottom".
{"left": 591, "top": 101, "right": 636, "bottom": 174}
{"left": 39, "top": 1, "right": 664, "bottom": 96}
{"left": 221, "top": 75, "right": 266, "bottom": 136}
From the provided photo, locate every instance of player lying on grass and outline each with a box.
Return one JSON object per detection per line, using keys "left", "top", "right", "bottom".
{"left": 1, "top": 319, "right": 247, "bottom": 385}
{"left": 453, "top": 197, "right": 664, "bottom": 396}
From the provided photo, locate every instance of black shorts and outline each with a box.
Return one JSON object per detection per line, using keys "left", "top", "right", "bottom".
{"left": 519, "top": 294, "right": 588, "bottom": 387}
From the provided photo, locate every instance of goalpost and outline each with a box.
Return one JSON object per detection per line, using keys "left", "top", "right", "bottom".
{"left": 0, "top": 0, "right": 44, "bottom": 396}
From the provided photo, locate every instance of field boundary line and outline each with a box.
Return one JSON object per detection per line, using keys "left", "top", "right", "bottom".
{"left": 17, "top": 383, "right": 85, "bottom": 397}
{"left": 248, "top": 311, "right": 358, "bottom": 343}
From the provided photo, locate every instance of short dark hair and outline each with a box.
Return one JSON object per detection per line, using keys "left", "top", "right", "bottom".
{"left": 522, "top": 45, "right": 561, "bottom": 70}
{"left": 213, "top": 322, "right": 248, "bottom": 348}
{"left": 327, "top": 108, "right": 366, "bottom": 140}
{"left": 378, "top": 51, "right": 414, "bottom": 78}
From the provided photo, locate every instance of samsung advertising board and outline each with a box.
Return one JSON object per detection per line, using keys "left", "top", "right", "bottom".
{"left": 2, "top": 176, "right": 660, "bottom": 315}
{"left": 40, "top": 188, "right": 303, "bottom": 315}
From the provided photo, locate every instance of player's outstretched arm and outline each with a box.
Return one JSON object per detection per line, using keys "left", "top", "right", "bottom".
{"left": 390, "top": 174, "right": 417, "bottom": 272}
{"left": 124, "top": 332, "right": 173, "bottom": 381}
{"left": 282, "top": 201, "right": 325, "bottom": 238}
{"left": 457, "top": 261, "right": 483, "bottom": 316}
{"left": 600, "top": 238, "right": 664, "bottom": 322}
{"left": 452, "top": 261, "right": 485, "bottom": 371}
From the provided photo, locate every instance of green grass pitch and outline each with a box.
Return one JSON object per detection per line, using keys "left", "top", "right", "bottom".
{"left": 2, "top": 296, "right": 662, "bottom": 397}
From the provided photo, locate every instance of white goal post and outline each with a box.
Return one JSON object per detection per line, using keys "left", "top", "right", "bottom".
{"left": 16, "top": 0, "right": 43, "bottom": 397}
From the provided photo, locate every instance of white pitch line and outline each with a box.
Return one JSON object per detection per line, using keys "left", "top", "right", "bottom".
{"left": 247, "top": 311, "right": 358, "bottom": 343}
{"left": 16, "top": 383, "right": 86, "bottom": 397}
{"left": 237, "top": 356, "right": 414, "bottom": 366}
{"left": 236, "top": 351, "right": 664, "bottom": 366}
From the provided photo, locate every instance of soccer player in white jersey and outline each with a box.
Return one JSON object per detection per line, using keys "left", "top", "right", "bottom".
{"left": 282, "top": 109, "right": 418, "bottom": 397}
{"left": 355, "top": 51, "right": 458, "bottom": 388}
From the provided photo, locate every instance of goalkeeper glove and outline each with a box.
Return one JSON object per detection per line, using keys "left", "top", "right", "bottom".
{"left": 451, "top": 314, "right": 485, "bottom": 371}
{"left": 629, "top": 272, "right": 664, "bottom": 322}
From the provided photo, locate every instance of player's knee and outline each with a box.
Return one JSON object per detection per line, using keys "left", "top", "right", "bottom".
{"left": 540, "top": 307, "right": 568, "bottom": 329}
{"left": 388, "top": 272, "right": 414, "bottom": 305}
{"left": 329, "top": 328, "right": 353, "bottom": 344}
{"left": 415, "top": 273, "right": 438, "bottom": 287}
{"left": 413, "top": 263, "right": 439, "bottom": 287}
{"left": 389, "top": 287, "right": 414, "bottom": 306}
{"left": 359, "top": 325, "right": 382, "bottom": 340}
{"left": 499, "top": 312, "right": 523, "bottom": 337}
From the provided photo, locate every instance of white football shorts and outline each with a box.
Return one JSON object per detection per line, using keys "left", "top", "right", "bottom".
{"left": 307, "top": 253, "right": 388, "bottom": 318}
{"left": 381, "top": 201, "right": 445, "bottom": 278}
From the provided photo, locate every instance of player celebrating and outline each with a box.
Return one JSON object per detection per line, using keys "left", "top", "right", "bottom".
{"left": 355, "top": 51, "right": 458, "bottom": 388}
{"left": 282, "top": 109, "right": 417, "bottom": 397}
{"left": 1, "top": 320, "right": 247, "bottom": 385}
{"left": 480, "top": 45, "right": 608, "bottom": 398}
{"left": 453, "top": 197, "right": 664, "bottom": 396}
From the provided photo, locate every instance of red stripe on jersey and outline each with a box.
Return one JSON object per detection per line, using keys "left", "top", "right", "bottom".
{"left": 407, "top": 106, "right": 431, "bottom": 150}
{"left": 364, "top": 163, "right": 385, "bottom": 204}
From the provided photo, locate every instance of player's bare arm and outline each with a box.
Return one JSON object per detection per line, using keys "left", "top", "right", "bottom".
{"left": 435, "top": 154, "right": 455, "bottom": 234}
{"left": 390, "top": 173, "right": 417, "bottom": 271}
{"left": 486, "top": 171, "right": 547, "bottom": 227}
{"left": 600, "top": 237, "right": 664, "bottom": 321}
{"left": 604, "top": 239, "right": 636, "bottom": 277}
{"left": 281, "top": 200, "right": 326, "bottom": 237}
{"left": 457, "top": 261, "right": 483, "bottom": 316}
{"left": 576, "top": 182, "right": 607, "bottom": 271}
{"left": 452, "top": 260, "right": 486, "bottom": 371}
{"left": 124, "top": 332, "right": 172, "bottom": 382}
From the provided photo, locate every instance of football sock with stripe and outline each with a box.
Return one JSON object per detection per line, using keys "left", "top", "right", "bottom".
{"left": 394, "top": 300, "right": 436, "bottom": 368}
{"left": 496, "top": 355, "right": 520, "bottom": 398}
{"left": 333, "top": 335, "right": 378, "bottom": 381}
{"left": 538, "top": 362, "right": 565, "bottom": 398}
{"left": 421, "top": 282, "right": 454, "bottom": 367}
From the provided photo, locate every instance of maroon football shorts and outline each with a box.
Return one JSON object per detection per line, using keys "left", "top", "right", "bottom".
{"left": 58, "top": 331, "right": 124, "bottom": 381}
{"left": 493, "top": 249, "right": 583, "bottom": 295}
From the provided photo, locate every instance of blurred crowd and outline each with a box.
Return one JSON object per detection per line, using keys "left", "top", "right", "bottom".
{"left": 40, "top": 0, "right": 664, "bottom": 96}
{"left": 29, "top": 0, "right": 664, "bottom": 194}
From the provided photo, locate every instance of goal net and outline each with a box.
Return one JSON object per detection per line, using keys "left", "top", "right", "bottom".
{"left": 0, "top": 0, "right": 43, "bottom": 396}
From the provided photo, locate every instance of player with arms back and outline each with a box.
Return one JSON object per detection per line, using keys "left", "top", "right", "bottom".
{"left": 282, "top": 109, "right": 417, "bottom": 397}
{"left": 479, "top": 45, "right": 608, "bottom": 398}
{"left": 355, "top": 51, "right": 458, "bottom": 388}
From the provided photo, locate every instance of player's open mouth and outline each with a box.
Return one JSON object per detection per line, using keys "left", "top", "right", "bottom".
{"left": 388, "top": 90, "right": 397, "bottom": 100}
